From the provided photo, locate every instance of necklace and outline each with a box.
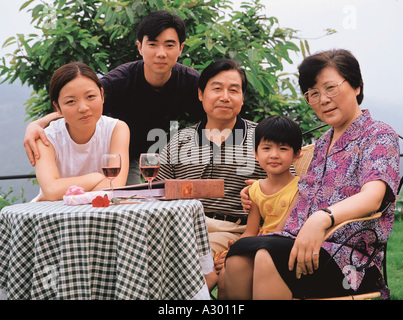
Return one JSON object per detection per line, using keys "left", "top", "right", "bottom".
{"left": 328, "top": 136, "right": 338, "bottom": 153}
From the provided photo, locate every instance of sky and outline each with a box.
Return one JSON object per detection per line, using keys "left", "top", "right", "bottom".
{"left": 0, "top": 0, "right": 402, "bottom": 199}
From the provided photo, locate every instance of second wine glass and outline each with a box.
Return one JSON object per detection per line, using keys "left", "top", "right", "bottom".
{"left": 102, "top": 154, "right": 121, "bottom": 198}
{"left": 139, "top": 153, "right": 160, "bottom": 202}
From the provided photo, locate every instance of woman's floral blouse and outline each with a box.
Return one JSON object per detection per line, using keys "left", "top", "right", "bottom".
{"left": 279, "top": 110, "right": 400, "bottom": 299}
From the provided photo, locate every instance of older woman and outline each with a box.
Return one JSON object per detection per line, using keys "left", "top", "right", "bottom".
{"left": 224, "top": 49, "right": 400, "bottom": 299}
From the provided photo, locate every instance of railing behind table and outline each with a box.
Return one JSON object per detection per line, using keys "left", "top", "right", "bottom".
{"left": 0, "top": 174, "right": 36, "bottom": 208}
{"left": 0, "top": 132, "right": 402, "bottom": 190}
{"left": 0, "top": 174, "right": 36, "bottom": 181}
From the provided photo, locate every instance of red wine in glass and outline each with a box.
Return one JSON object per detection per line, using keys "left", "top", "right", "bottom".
{"left": 102, "top": 154, "right": 121, "bottom": 197}
{"left": 140, "top": 166, "right": 159, "bottom": 181}
{"left": 102, "top": 167, "right": 121, "bottom": 179}
{"left": 139, "top": 153, "right": 160, "bottom": 201}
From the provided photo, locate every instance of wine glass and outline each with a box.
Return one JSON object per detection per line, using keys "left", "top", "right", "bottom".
{"left": 139, "top": 153, "right": 160, "bottom": 202}
{"left": 102, "top": 154, "right": 121, "bottom": 197}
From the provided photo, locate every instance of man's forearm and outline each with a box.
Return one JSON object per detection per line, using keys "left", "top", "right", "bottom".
{"left": 35, "top": 112, "right": 62, "bottom": 129}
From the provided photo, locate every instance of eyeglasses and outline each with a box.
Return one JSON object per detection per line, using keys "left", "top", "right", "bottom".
{"left": 303, "top": 80, "right": 346, "bottom": 105}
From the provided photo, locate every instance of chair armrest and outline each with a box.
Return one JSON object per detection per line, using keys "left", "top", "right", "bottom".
{"left": 324, "top": 211, "right": 382, "bottom": 240}
{"left": 295, "top": 211, "right": 383, "bottom": 281}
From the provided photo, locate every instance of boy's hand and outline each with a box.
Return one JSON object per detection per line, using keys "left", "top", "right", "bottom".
{"left": 213, "top": 240, "right": 235, "bottom": 274}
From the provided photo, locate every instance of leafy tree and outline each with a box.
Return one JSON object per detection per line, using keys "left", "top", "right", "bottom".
{"left": 0, "top": 0, "right": 326, "bottom": 142}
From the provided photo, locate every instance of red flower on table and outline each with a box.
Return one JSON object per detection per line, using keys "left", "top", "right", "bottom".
{"left": 92, "top": 195, "right": 110, "bottom": 207}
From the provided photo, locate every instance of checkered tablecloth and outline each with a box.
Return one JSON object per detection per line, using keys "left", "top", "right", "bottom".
{"left": 0, "top": 199, "right": 211, "bottom": 300}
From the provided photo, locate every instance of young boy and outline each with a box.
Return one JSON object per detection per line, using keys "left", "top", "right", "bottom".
{"left": 241, "top": 115, "right": 302, "bottom": 237}
{"left": 215, "top": 115, "right": 302, "bottom": 299}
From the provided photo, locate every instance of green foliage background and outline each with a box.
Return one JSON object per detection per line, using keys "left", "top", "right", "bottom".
{"left": 0, "top": 187, "right": 26, "bottom": 211}
{"left": 0, "top": 0, "right": 328, "bottom": 142}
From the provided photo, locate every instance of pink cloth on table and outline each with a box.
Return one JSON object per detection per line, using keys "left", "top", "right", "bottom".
{"left": 63, "top": 191, "right": 113, "bottom": 206}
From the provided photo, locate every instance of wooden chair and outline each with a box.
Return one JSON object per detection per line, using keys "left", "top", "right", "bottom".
{"left": 292, "top": 143, "right": 315, "bottom": 176}
{"left": 293, "top": 144, "right": 402, "bottom": 300}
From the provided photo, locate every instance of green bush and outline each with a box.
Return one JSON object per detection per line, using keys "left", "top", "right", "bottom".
{"left": 387, "top": 219, "right": 403, "bottom": 300}
{"left": 0, "top": 0, "right": 328, "bottom": 143}
{"left": 0, "top": 186, "right": 26, "bottom": 211}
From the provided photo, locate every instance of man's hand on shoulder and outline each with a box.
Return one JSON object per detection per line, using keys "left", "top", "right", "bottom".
{"left": 24, "top": 121, "right": 49, "bottom": 166}
{"left": 23, "top": 112, "right": 61, "bottom": 166}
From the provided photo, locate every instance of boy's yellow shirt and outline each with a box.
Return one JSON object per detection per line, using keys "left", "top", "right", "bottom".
{"left": 249, "top": 176, "right": 299, "bottom": 235}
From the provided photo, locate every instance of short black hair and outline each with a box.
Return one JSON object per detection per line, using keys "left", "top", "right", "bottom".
{"left": 253, "top": 115, "right": 302, "bottom": 154}
{"left": 136, "top": 10, "right": 186, "bottom": 44}
{"left": 198, "top": 59, "right": 247, "bottom": 93}
{"left": 298, "top": 49, "right": 364, "bottom": 105}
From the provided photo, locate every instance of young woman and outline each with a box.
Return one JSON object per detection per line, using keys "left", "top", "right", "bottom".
{"left": 226, "top": 49, "right": 400, "bottom": 300}
{"left": 34, "top": 62, "right": 130, "bottom": 201}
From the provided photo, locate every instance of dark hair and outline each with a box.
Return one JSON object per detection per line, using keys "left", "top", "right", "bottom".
{"left": 198, "top": 59, "right": 247, "bottom": 93}
{"left": 136, "top": 10, "right": 186, "bottom": 44}
{"left": 253, "top": 115, "right": 302, "bottom": 154}
{"left": 49, "top": 62, "right": 102, "bottom": 111}
{"left": 298, "top": 49, "right": 364, "bottom": 105}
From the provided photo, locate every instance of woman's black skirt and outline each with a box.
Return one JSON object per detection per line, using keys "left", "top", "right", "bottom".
{"left": 226, "top": 235, "right": 380, "bottom": 299}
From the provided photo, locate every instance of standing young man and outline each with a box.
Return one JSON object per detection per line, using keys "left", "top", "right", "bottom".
{"left": 23, "top": 10, "right": 203, "bottom": 184}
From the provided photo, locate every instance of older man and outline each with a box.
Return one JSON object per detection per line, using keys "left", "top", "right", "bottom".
{"left": 157, "top": 60, "right": 267, "bottom": 258}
